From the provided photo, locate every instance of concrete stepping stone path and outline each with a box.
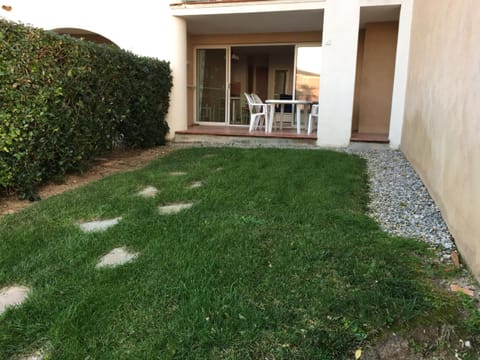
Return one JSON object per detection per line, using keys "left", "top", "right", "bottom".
{"left": 79, "top": 217, "right": 122, "bottom": 233}
{"left": 96, "top": 247, "right": 139, "bottom": 268}
{"left": 158, "top": 202, "right": 193, "bottom": 215}
{"left": 137, "top": 186, "right": 158, "bottom": 198}
{"left": 188, "top": 181, "right": 203, "bottom": 189}
{"left": 0, "top": 285, "right": 31, "bottom": 315}
{"left": 16, "top": 348, "right": 46, "bottom": 360}
{"left": 14, "top": 342, "right": 51, "bottom": 360}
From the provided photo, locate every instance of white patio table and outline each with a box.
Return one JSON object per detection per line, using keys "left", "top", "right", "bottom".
{"left": 264, "top": 99, "right": 315, "bottom": 134}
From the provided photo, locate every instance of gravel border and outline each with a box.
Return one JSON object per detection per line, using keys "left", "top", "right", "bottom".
{"left": 347, "top": 148, "right": 454, "bottom": 250}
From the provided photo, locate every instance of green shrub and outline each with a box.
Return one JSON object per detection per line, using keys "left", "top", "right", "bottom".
{"left": 0, "top": 20, "right": 172, "bottom": 196}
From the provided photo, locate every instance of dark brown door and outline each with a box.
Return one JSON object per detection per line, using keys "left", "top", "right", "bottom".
{"left": 255, "top": 66, "right": 268, "bottom": 101}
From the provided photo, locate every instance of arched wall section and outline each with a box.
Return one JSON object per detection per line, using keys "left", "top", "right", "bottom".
{"left": 2, "top": 0, "right": 189, "bottom": 138}
{"left": 0, "top": 0, "right": 174, "bottom": 59}
{"left": 52, "top": 28, "right": 119, "bottom": 47}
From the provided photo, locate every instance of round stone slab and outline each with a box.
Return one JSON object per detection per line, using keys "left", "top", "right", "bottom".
{"left": 0, "top": 285, "right": 31, "bottom": 315}
{"left": 158, "top": 202, "right": 193, "bottom": 215}
{"left": 79, "top": 217, "right": 122, "bottom": 233}
{"left": 16, "top": 349, "right": 45, "bottom": 360}
{"left": 137, "top": 186, "right": 158, "bottom": 198}
{"left": 15, "top": 342, "right": 51, "bottom": 360}
{"left": 96, "top": 247, "right": 139, "bottom": 268}
{"left": 188, "top": 181, "right": 202, "bottom": 189}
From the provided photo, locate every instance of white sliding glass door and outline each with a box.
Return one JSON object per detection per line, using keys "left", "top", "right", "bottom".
{"left": 196, "top": 48, "right": 228, "bottom": 124}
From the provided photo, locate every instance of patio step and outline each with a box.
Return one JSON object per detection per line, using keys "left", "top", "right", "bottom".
{"left": 174, "top": 132, "right": 318, "bottom": 148}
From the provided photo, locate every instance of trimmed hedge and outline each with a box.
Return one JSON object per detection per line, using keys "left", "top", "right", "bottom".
{"left": 0, "top": 20, "right": 172, "bottom": 196}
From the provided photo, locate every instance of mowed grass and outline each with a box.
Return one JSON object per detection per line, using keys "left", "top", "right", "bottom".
{"left": 0, "top": 147, "right": 475, "bottom": 359}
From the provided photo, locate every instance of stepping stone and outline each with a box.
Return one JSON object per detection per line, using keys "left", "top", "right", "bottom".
{"left": 188, "top": 181, "right": 203, "bottom": 189}
{"left": 215, "top": 167, "right": 224, "bottom": 172}
{"left": 158, "top": 202, "right": 193, "bottom": 215}
{"left": 16, "top": 349, "right": 45, "bottom": 360}
{"left": 15, "top": 342, "right": 51, "bottom": 360}
{"left": 96, "top": 247, "right": 139, "bottom": 269}
{"left": 137, "top": 186, "right": 158, "bottom": 198}
{"left": 0, "top": 285, "right": 30, "bottom": 315}
{"left": 169, "top": 171, "right": 187, "bottom": 176}
{"left": 79, "top": 217, "right": 122, "bottom": 233}
{"left": 203, "top": 153, "right": 217, "bottom": 158}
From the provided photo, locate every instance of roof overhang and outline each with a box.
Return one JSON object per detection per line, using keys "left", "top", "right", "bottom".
{"left": 171, "top": 1, "right": 400, "bottom": 35}
{"left": 170, "top": 0, "right": 326, "bottom": 16}
{"left": 171, "top": 0, "right": 325, "bottom": 35}
{"left": 185, "top": 10, "right": 324, "bottom": 35}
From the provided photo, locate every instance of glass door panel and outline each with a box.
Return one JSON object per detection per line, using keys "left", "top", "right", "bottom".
{"left": 229, "top": 47, "right": 249, "bottom": 125}
{"left": 196, "top": 48, "right": 227, "bottom": 123}
{"left": 229, "top": 45, "right": 295, "bottom": 126}
{"left": 295, "top": 46, "right": 321, "bottom": 102}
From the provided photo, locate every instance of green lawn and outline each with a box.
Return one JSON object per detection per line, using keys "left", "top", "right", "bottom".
{"left": 0, "top": 147, "right": 478, "bottom": 359}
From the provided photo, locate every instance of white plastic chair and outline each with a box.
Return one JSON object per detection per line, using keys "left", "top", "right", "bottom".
{"left": 307, "top": 104, "right": 319, "bottom": 135}
{"left": 244, "top": 93, "right": 271, "bottom": 132}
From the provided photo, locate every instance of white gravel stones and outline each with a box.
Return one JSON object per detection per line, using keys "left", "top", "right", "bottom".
{"left": 96, "top": 247, "right": 139, "bottom": 268}
{"left": 137, "top": 186, "right": 158, "bottom": 198}
{"left": 79, "top": 217, "right": 122, "bottom": 233}
{"left": 158, "top": 202, "right": 193, "bottom": 215}
{"left": 0, "top": 285, "right": 31, "bottom": 315}
{"left": 348, "top": 148, "right": 453, "bottom": 249}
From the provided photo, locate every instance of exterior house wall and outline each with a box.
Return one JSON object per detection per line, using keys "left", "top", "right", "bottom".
{"left": 402, "top": 0, "right": 480, "bottom": 279}
{"left": 317, "top": 0, "right": 359, "bottom": 147}
{"left": 53, "top": 30, "right": 118, "bottom": 46}
{"left": 387, "top": 0, "right": 413, "bottom": 148}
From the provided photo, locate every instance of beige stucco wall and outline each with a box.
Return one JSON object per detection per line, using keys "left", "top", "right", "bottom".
{"left": 402, "top": 0, "right": 480, "bottom": 280}
{"left": 189, "top": 32, "right": 322, "bottom": 47}
{"left": 357, "top": 22, "right": 398, "bottom": 135}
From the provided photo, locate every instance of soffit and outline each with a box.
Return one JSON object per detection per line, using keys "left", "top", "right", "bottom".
{"left": 185, "top": 9, "right": 324, "bottom": 35}
{"left": 360, "top": 5, "right": 400, "bottom": 28}
{"left": 182, "top": 4, "right": 399, "bottom": 35}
